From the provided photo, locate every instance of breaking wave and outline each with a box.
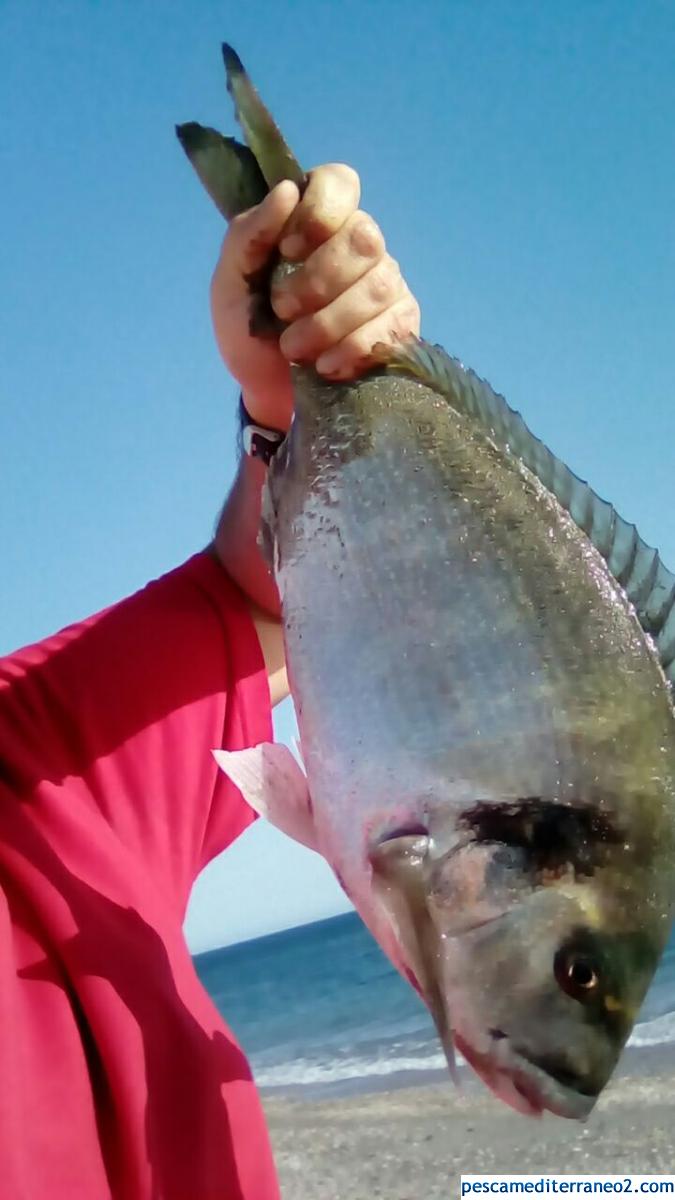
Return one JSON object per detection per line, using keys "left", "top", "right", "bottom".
{"left": 253, "top": 1010, "right": 675, "bottom": 1092}
{"left": 255, "top": 1048, "right": 448, "bottom": 1089}
{"left": 628, "top": 1011, "right": 675, "bottom": 1048}
{"left": 253, "top": 1011, "right": 675, "bottom": 1093}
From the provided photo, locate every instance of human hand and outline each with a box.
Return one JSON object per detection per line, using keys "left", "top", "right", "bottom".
{"left": 210, "top": 163, "right": 420, "bottom": 433}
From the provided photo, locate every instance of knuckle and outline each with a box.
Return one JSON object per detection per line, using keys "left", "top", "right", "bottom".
{"left": 365, "top": 259, "right": 397, "bottom": 306}
{"left": 300, "top": 261, "right": 332, "bottom": 306}
{"left": 348, "top": 212, "right": 385, "bottom": 259}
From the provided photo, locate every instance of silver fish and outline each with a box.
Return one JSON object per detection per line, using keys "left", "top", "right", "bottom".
{"left": 179, "top": 46, "right": 675, "bottom": 1119}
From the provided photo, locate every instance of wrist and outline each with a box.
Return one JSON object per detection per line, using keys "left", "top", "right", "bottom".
{"left": 239, "top": 395, "right": 286, "bottom": 466}
{"left": 240, "top": 378, "right": 294, "bottom": 435}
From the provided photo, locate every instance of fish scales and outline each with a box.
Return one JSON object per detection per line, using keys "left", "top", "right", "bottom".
{"left": 273, "top": 369, "right": 671, "bottom": 802}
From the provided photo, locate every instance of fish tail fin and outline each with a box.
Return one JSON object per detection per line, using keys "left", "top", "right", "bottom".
{"left": 177, "top": 45, "right": 307, "bottom": 337}
{"left": 175, "top": 122, "right": 269, "bottom": 220}
{"left": 176, "top": 44, "right": 306, "bottom": 220}
{"left": 221, "top": 43, "right": 306, "bottom": 192}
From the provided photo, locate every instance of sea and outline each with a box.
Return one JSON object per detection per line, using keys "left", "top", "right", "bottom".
{"left": 194, "top": 911, "right": 675, "bottom": 1098}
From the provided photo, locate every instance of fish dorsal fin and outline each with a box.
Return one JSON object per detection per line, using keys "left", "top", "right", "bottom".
{"left": 375, "top": 338, "right": 675, "bottom": 689}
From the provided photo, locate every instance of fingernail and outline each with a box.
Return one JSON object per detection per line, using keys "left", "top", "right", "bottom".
{"left": 279, "top": 233, "right": 306, "bottom": 260}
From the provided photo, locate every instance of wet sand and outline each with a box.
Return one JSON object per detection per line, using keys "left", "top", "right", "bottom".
{"left": 263, "top": 1048, "right": 675, "bottom": 1199}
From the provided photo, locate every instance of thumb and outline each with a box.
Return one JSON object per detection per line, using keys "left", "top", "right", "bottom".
{"left": 225, "top": 179, "right": 300, "bottom": 277}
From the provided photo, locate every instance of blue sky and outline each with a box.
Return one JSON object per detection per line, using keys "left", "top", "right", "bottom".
{"left": 2, "top": 1, "right": 674, "bottom": 950}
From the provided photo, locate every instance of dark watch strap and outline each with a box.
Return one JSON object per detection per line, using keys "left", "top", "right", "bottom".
{"left": 238, "top": 396, "right": 286, "bottom": 466}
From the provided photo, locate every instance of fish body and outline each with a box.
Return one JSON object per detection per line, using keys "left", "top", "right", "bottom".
{"left": 265, "top": 363, "right": 675, "bottom": 1117}
{"left": 179, "top": 47, "right": 675, "bottom": 1119}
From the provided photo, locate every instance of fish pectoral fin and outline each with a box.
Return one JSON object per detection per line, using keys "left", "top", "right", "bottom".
{"left": 369, "top": 836, "right": 458, "bottom": 1081}
{"left": 212, "top": 743, "right": 318, "bottom": 851}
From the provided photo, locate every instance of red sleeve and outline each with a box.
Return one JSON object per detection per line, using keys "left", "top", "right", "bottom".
{"left": 0, "top": 552, "right": 272, "bottom": 909}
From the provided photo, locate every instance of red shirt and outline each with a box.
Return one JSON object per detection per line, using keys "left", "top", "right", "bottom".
{"left": 0, "top": 552, "right": 279, "bottom": 1200}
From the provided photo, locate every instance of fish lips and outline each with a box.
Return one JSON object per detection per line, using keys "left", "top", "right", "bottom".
{"left": 454, "top": 1029, "right": 598, "bottom": 1121}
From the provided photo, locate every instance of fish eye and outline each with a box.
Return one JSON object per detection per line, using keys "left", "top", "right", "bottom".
{"left": 554, "top": 949, "right": 600, "bottom": 1002}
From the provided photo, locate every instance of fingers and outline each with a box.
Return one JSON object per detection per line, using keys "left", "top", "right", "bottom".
{"left": 272, "top": 209, "right": 385, "bottom": 320}
{"left": 212, "top": 156, "right": 422, "bottom": 395}
{"left": 219, "top": 179, "right": 300, "bottom": 279}
{"left": 270, "top": 162, "right": 420, "bottom": 378}
{"left": 212, "top": 162, "right": 361, "bottom": 303}
{"left": 316, "top": 294, "right": 420, "bottom": 380}
{"left": 279, "top": 255, "right": 417, "bottom": 366}
{"left": 279, "top": 163, "right": 361, "bottom": 260}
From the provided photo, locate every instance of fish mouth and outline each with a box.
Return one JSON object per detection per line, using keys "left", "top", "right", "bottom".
{"left": 454, "top": 1031, "right": 598, "bottom": 1120}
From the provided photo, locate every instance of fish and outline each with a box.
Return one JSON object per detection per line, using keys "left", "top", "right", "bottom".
{"left": 177, "top": 46, "right": 675, "bottom": 1120}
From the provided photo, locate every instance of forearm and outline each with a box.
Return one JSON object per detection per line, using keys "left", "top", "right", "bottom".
{"left": 212, "top": 453, "right": 289, "bottom": 706}
{"left": 214, "top": 451, "right": 279, "bottom": 616}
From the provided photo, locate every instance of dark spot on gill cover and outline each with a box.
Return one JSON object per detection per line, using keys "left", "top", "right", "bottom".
{"left": 459, "top": 798, "right": 622, "bottom": 879}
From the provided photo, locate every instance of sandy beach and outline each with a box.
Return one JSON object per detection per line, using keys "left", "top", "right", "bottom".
{"left": 263, "top": 1048, "right": 675, "bottom": 1199}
